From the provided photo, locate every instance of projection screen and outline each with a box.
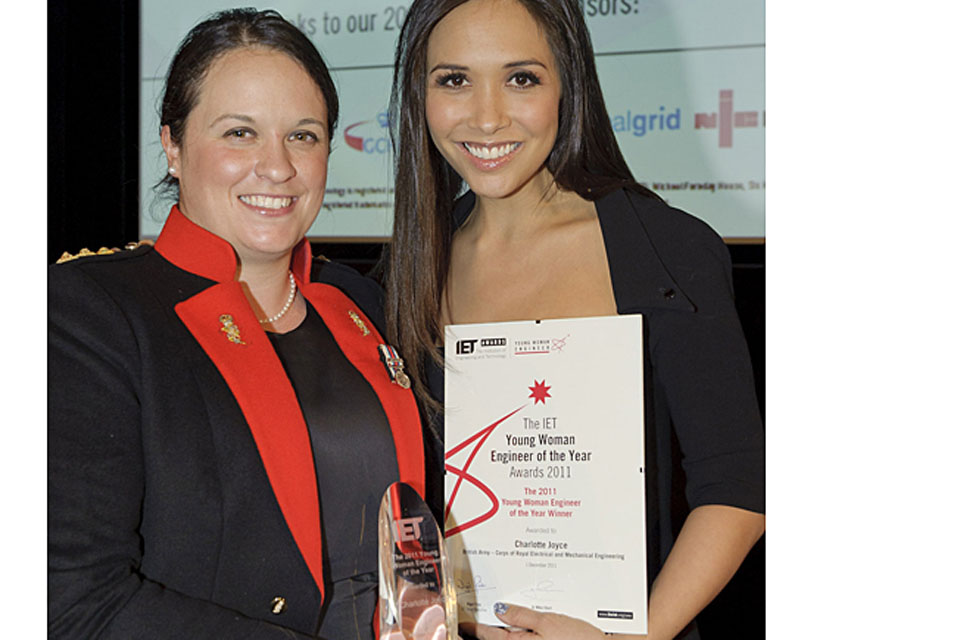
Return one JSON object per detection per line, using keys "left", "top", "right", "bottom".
{"left": 140, "top": 0, "right": 764, "bottom": 240}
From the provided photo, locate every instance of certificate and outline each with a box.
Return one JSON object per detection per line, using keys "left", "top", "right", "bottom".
{"left": 444, "top": 315, "right": 647, "bottom": 635}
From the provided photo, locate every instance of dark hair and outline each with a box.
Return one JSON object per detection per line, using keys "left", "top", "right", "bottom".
{"left": 384, "top": 0, "right": 660, "bottom": 410}
{"left": 157, "top": 8, "right": 339, "bottom": 198}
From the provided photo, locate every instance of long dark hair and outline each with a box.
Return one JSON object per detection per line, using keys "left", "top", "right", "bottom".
{"left": 157, "top": 8, "right": 339, "bottom": 199}
{"left": 384, "top": 0, "right": 660, "bottom": 410}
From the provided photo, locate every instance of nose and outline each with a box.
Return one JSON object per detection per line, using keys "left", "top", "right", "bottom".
{"left": 469, "top": 85, "right": 510, "bottom": 134}
{"left": 255, "top": 137, "right": 296, "bottom": 182}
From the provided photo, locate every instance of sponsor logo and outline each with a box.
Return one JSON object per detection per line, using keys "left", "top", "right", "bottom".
{"left": 344, "top": 112, "right": 390, "bottom": 154}
{"left": 597, "top": 610, "right": 634, "bottom": 620}
{"left": 610, "top": 106, "right": 682, "bottom": 137}
{"left": 695, "top": 89, "right": 764, "bottom": 148}
{"left": 610, "top": 91, "right": 765, "bottom": 149}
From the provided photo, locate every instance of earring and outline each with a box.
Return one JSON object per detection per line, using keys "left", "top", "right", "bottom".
{"left": 168, "top": 166, "right": 176, "bottom": 176}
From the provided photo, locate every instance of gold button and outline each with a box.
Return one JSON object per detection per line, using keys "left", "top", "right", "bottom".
{"left": 270, "top": 596, "right": 287, "bottom": 614}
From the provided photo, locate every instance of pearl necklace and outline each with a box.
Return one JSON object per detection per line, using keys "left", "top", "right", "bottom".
{"left": 259, "top": 272, "right": 298, "bottom": 324}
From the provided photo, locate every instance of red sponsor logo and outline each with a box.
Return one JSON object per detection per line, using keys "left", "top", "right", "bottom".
{"left": 695, "top": 90, "right": 764, "bottom": 148}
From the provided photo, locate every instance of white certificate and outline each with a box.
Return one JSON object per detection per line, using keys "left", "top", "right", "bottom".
{"left": 444, "top": 315, "right": 647, "bottom": 635}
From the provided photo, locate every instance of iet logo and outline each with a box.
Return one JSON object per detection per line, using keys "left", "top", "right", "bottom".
{"left": 344, "top": 112, "right": 390, "bottom": 154}
{"left": 456, "top": 339, "right": 478, "bottom": 355}
{"left": 394, "top": 516, "right": 424, "bottom": 542}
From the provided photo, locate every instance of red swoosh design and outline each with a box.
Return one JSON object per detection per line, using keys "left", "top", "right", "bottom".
{"left": 444, "top": 405, "right": 525, "bottom": 537}
{"left": 344, "top": 121, "right": 369, "bottom": 151}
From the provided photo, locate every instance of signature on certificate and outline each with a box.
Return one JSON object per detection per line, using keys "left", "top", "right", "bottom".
{"left": 520, "top": 580, "right": 565, "bottom": 599}
{"left": 455, "top": 575, "right": 496, "bottom": 594}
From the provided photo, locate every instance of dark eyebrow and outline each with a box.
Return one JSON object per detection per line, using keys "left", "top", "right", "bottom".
{"left": 295, "top": 118, "right": 326, "bottom": 129}
{"left": 209, "top": 114, "right": 326, "bottom": 130}
{"left": 429, "top": 63, "right": 468, "bottom": 74}
{"left": 209, "top": 113, "right": 254, "bottom": 128}
{"left": 429, "top": 60, "right": 547, "bottom": 74}
{"left": 504, "top": 59, "right": 547, "bottom": 69}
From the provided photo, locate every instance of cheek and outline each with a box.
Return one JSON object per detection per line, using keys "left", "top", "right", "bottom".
{"left": 519, "top": 98, "right": 560, "bottom": 139}
{"left": 188, "top": 147, "right": 250, "bottom": 189}
{"left": 425, "top": 94, "right": 456, "bottom": 140}
{"left": 302, "top": 153, "right": 329, "bottom": 191}
{"left": 425, "top": 99, "right": 465, "bottom": 169}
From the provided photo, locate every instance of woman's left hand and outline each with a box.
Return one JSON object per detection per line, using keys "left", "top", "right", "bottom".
{"left": 464, "top": 603, "right": 609, "bottom": 639}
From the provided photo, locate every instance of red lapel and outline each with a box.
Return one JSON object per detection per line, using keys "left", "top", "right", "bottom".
{"left": 173, "top": 283, "right": 324, "bottom": 596}
{"left": 155, "top": 207, "right": 324, "bottom": 596}
{"left": 153, "top": 206, "right": 426, "bottom": 600}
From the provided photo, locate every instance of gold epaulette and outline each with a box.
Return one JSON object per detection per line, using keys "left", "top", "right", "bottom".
{"left": 56, "top": 242, "right": 144, "bottom": 264}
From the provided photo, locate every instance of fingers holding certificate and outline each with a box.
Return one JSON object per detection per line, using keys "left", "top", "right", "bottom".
{"left": 444, "top": 316, "right": 647, "bottom": 635}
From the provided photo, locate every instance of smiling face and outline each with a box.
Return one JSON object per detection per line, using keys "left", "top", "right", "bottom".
{"left": 425, "top": 0, "right": 562, "bottom": 202}
{"left": 162, "top": 47, "right": 329, "bottom": 268}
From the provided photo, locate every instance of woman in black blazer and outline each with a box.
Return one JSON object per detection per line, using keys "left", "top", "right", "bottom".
{"left": 383, "top": 1, "right": 765, "bottom": 638}
{"left": 48, "top": 10, "right": 424, "bottom": 639}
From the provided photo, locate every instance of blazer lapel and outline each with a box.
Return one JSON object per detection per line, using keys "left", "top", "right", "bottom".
{"left": 595, "top": 189, "right": 696, "bottom": 314}
{"left": 156, "top": 205, "right": 425, "bottom": 602}
{"left": 157, "top": 207, "right": 325, "bottom": 597}
{"left": 173, "top": 282, "right": 325, "bottom": 596}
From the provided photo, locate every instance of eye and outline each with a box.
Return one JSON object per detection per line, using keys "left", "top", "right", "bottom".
{"left": 508, "top": 71, "right": 542, "bottom": 89}
{"left": 224, "top": 127, "right": 255, "bottom": 140}
{"left": 436, "top": 72, "right": 469, "bottom": 89}
{"left": 289, "top": 130, "right": 320, "bottom": 144}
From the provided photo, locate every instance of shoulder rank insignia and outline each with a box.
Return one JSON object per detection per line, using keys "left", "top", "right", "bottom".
{"left": 56, "top": 247, "right": 116, "bottom": 264}
{"left": 56, "top": 241, "right": 145, "bottom": 264}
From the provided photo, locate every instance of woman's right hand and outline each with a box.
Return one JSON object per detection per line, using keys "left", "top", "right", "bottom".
{"left": 462, "top": 603, "right": 612, "bottom": 640}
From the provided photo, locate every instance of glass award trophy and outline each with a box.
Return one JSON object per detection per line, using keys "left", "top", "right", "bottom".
{"left": 378, "top": 482, "right": 457, "bottom": 640}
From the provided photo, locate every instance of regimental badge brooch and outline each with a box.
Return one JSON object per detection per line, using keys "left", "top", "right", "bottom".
{"left": 348, "top": 310, "right": 371, "bottom": 336}
{"left": 219, "top": 314, "right": 246, "bottom": 345}
{"left": 378, "top": 344, "right": 411, "bottom": 389}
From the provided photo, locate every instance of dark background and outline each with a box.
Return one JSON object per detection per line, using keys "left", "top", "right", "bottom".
{"left": 48, "top": 1, "right": 765, "bottom": 636}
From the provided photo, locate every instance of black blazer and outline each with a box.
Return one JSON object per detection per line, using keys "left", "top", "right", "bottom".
{"left": 444, "top": 188, "right": 765, "bottom": 580}
{"left": 48, "top": 208, "right": 425, "bottom": 638}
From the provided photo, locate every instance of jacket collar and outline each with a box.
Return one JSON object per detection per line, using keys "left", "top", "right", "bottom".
{"left": 153, "top": 205, "right": 324, "bottom": 596}
{"left": 451, "top": 189, "right": 695, "bottom": 314}
{"left": 153, "top": 204, "right": 313, "bottom": 285}
{"left": 152, "top": 204, "right": 425, "bottom": 599}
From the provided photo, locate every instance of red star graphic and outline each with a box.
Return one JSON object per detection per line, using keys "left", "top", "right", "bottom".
{"left": 528, "top": 379, "right": 552, "bottom": 405}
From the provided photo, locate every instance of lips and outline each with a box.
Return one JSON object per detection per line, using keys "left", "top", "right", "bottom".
{"left": 459, "top": 141, "right": 521, "bottom": 170}
{"left": 239, "top": 194, "right": 295, "bottom": 210}
{"left": 463, "top": 142, "right": 520, "bottom": 160}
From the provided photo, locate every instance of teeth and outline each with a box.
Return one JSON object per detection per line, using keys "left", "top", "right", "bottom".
{"left": 464, "top": 143, "right": 519, "bottom": 160}
{"left": 239, "top": 195, "right": 293, "bottom": 209}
